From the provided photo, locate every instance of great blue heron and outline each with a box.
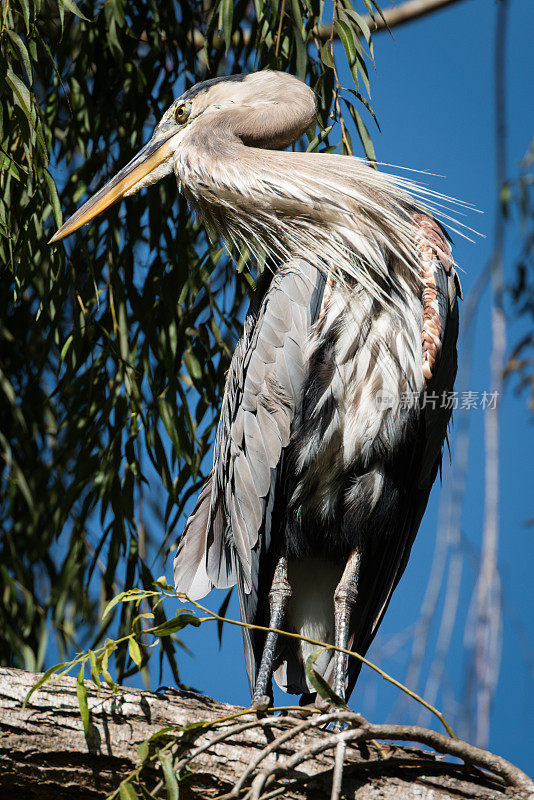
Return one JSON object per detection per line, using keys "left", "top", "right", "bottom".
{"left": 51, "top": 70, "right": 461, "bottom": 713}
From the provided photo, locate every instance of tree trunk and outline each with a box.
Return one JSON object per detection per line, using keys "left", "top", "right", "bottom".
{"left": 0, "top": 666, "right": 532, "bottom": 799}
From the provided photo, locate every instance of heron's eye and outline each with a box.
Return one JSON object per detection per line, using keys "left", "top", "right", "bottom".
{"left": 175, "top": 103, "right": 190, "bottom": 124}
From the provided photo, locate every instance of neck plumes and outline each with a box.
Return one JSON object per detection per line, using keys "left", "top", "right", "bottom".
{"left": 173, "top": 90, "right": 436, "bottom": 303}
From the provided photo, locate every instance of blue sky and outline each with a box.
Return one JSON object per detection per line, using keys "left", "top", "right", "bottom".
{"left": 167, "top": 0, "right": 534, "bottom": 775}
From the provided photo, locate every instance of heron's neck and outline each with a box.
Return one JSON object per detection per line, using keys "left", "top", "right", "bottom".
{"left": 173, "top": 130, "right": 422, "bottom": 303}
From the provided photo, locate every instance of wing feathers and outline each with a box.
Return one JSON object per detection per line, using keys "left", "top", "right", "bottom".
{"left": 174, "top": 259, "right": 327, "bottom": 630}
{"left": 173, "top": 474, "right": 215, "bottom": 600}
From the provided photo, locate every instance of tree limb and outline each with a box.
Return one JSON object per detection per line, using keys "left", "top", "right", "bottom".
{"left": 191, "top": 0, "right": 471, "bottom": 50}
{"left": 356, "top": 0, "right": 470, "bottom": 33}
{"left": 0, "top": 667, "right": 532, "bottom": 800}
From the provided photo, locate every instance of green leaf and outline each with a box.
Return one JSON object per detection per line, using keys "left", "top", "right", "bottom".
{"left": 102, "top": 589, "right": 146, "bottom": 620}
{"left": 293, "top": 20, "right": 307, "bottom": 81}
{"left": 304, "top": 649, "right": 347, "bottom": 708}
{"left": 137, "top": 740, "right": 150, "bottom": 763}
{"left": 148, "top": 726, "right": 176, "bottom": 742}
{"left": 43, "top": 170, "right": 63, "bottom": 228}
{"left": 346, "top": 8, "right": 373, "bottom": 49}
{"left": 19, "top": 0, "right": 30, "bottom": 32}
{"left": 119, "top": 783, "right": 139, "bottom": 800}
{"left": 320, "top": 42, "right": 334, "bottom": 69}
{"left": 183, "top": 350, "right": 202, "bottom": 381}
{"left": 102, "top": 592, "right": 127, "bottom": 619}
{"left": 154, "top": 576, "right": 174, "bottom": 591}
{"left": 335, "top": 18, "right": 368, "bottom": 95}
{"left": 218, "top": 0, "right": 233, "bottom": 50}
{"left": 88, "top": 649, "right": 101, "bottom": 688}
{"left": 334, "top": 19, "right": 357, "bottom": 67}
{"left": 306, "top": 125, "right": 334, "bottom": 153}
{"left": 5, "top": 68, "right": 33, "bottom": 124}
{"left": 158, "top": 753, "right": 179, "bottom": 800}
{"left": 151, "top": 613, "right": 200, "bottom": 637}
{"left": 58, "top": 0, "right": 90, "bottom": 21}
{"left": 76, "top": 665, "right": 90, "bottom": 735}
{"left": 348, "top": 106, "right": 377, "bottom": 164}
{"left": 102, "top": 667, "right": 117, "bottom": 691}
{"left": 23, "top": 663, "right": 65, "bottom": 707}
{"left": 128, "top": 637, "right": 143, "bottom": 668}
{"left": 6, "top": 30, "right": 33, "bottom": 85}
{"left": 60, "top": 335, "right": 73, "bottom": 363}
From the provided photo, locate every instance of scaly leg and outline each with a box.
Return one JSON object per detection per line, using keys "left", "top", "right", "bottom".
{"left": 331, "top": 549, "right": 361, "bottom": 729}
{"left": 250, "top": 555, "right": 292, "bottom": 709}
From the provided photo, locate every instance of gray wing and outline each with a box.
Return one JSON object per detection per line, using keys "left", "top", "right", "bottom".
{"left": 344, "top": 217, "right": 462, "bottom": 698}
{"left": 174, "top": 260, "right": 326, "bottom": 659}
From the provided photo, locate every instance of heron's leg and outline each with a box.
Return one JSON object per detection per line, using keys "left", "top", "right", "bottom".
{"left": 250, "top": 555, "right": 291, "bottom": 709}
{"left": 331, "top": 549, "right": 361, "bottom": 726}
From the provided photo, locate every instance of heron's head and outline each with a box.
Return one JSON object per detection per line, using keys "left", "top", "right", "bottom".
{"left": 49, "top": 71, "right": 315, "bottom": 243}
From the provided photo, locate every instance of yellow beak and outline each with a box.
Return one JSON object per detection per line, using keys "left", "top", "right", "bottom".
{"left": 49, "top": 129, "right": 177, "bottom": 244}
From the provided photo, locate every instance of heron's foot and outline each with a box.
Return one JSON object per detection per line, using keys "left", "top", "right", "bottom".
{"left": 249, "top": 694, "right": 271, "bottom": 712}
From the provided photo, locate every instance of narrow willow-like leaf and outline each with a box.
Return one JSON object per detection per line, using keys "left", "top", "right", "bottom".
{"left": 43, "top": 169, "right": 63, "bottom": 227}
{"left": 102, "top": 589, "right": 148, "bottom": 620}
{"left": 58, "top": 0, "right": 90, "bottom": 22}
{"left": 151, "top": 613, "right": 201, "bottom": 637}
{"left": 220, "top": 0, "right": 234, "bottom": 50}
{"left": 137, "top": 740, "right": 150, "bottom": 763}
{"left": 23, "top": 662, "right": 65, "bottom": 707}
{"left": 334, "top": 19, "right": 357, "bottom": 68}
{"left": 320, "top": 41, "right": 334, "bottom": 68}
{"left": 76, "top": 665, "right": 90, "bottom": 735}
{"left": 60, "top": 334, "right": 73, "bottom": 362}
{"left": 348, "top": 104, "right": 377, "bottom": 164}
{"left": 6, "top": 30, "right": 33, "bottom": 84}
{"left": 5, "top": 68, "right": 33, "bottom": 123}
{"left": 306, "top": 124, "right": 334, "bottom": 152}
{"left": 119, "top": 783, "right": 139, "bottom": 800}
{"left": 88, "top": 649, "right": 101, "bottom": 689}
{"left": 129, "top": 637, "right": 143, "bottom": 668}
{"left": 184, "top": 350, "right": 202, "bottom": 381}
{"left": 304, "top": 648, "right": 347, "bottom": 708}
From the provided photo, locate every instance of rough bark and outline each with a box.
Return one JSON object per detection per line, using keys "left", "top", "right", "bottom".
{"left": 0, "top": 667, "right": 532, "bottom": 800}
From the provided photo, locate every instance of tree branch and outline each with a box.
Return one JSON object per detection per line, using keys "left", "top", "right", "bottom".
{"left": 0, "top": 667, "right": 532, "bottom": 800}
{"left": 357, "top": 0, "right": 470, "bottom": 33}
{"left": 191, "top": 0, "right": 472, "bottom": 50}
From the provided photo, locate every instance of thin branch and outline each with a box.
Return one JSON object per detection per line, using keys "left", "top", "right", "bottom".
{"left": 190, "top": 0, "right": 471, "bottom": 50}
{"left": 244, "top": 713, "right": 534, "bottom": 799}
{"left": 330, "top": 739, "right": 347, "bottom": 800}
{"left": 360, "top": 0, "right": 470, "bottom": 32}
